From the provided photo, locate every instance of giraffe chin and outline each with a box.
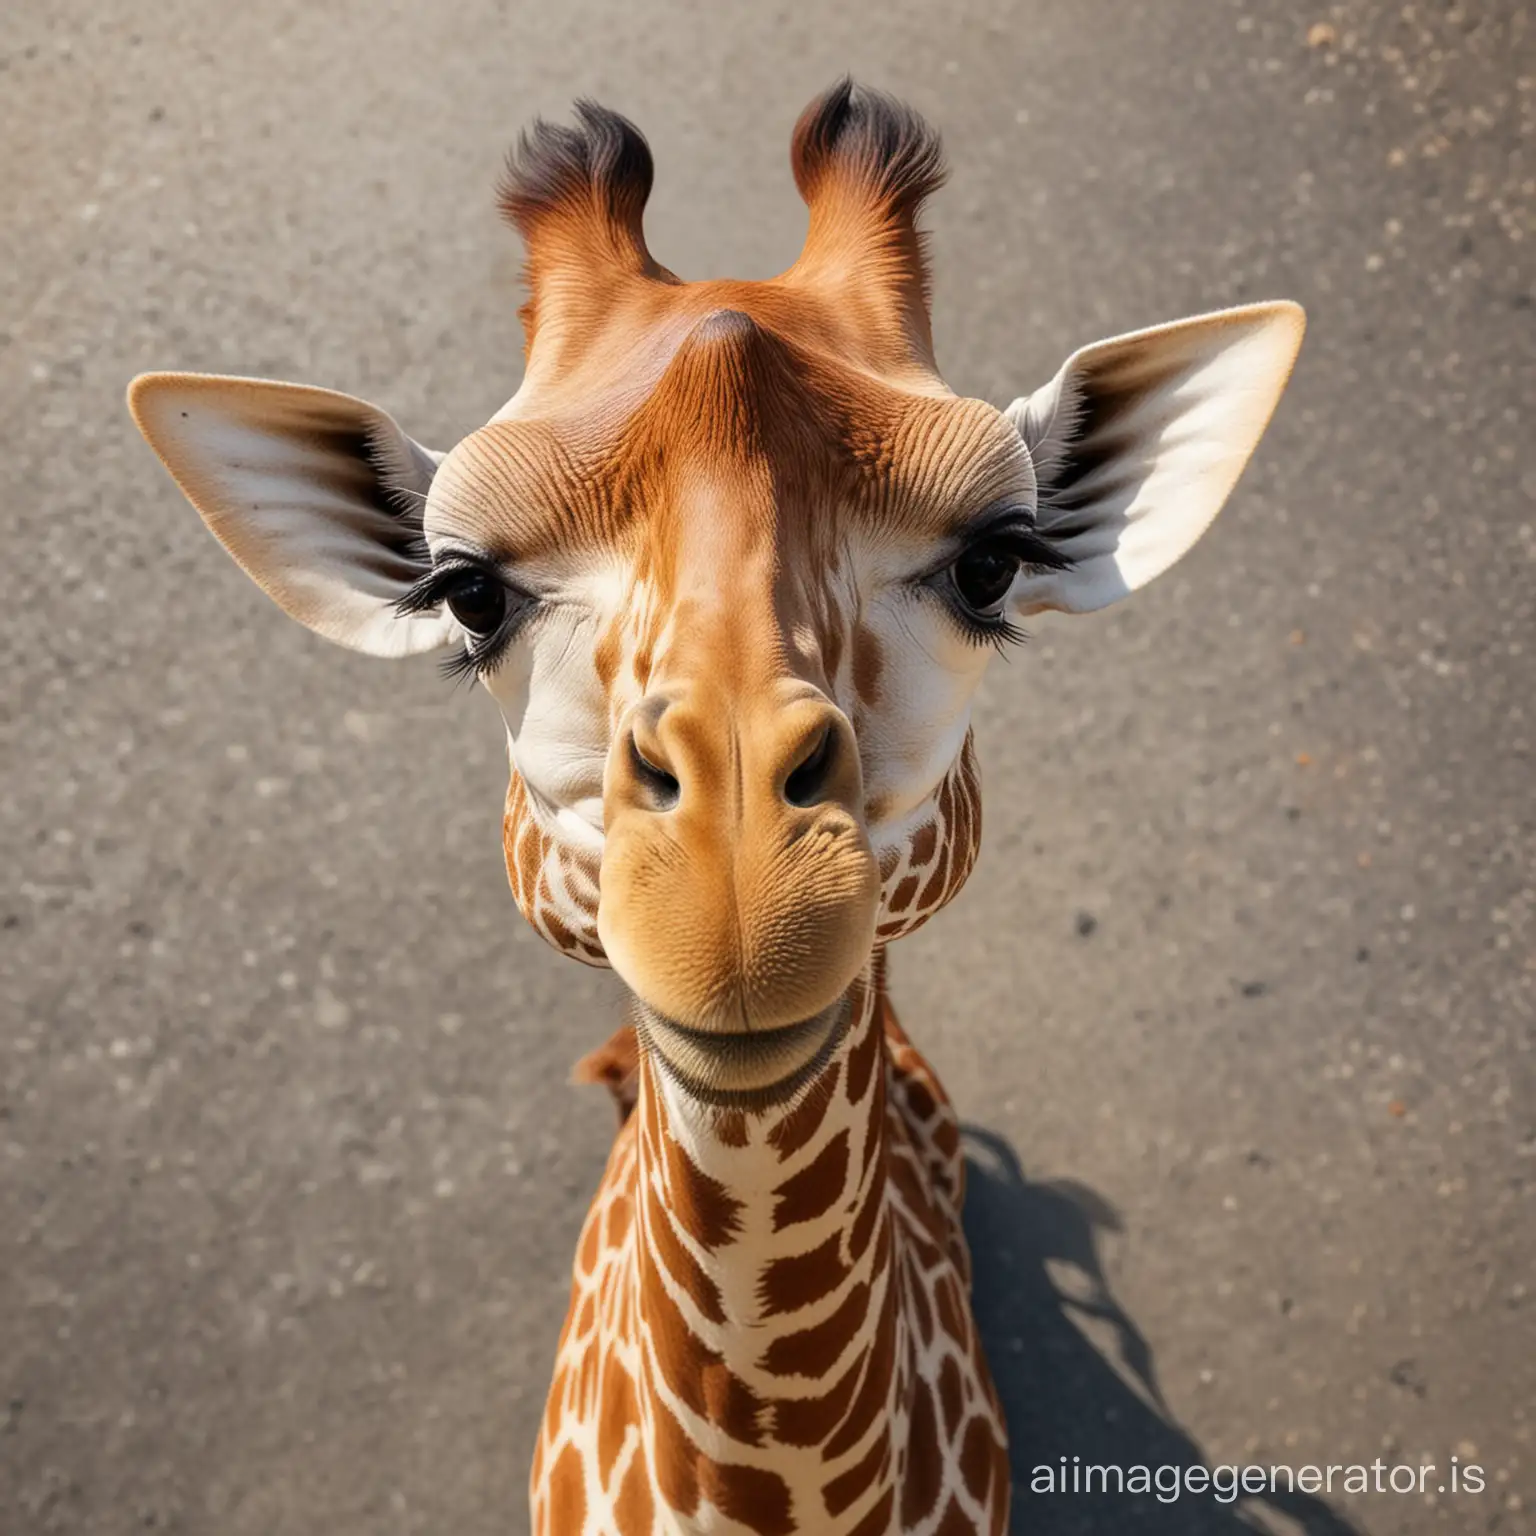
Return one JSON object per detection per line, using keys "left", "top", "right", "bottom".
{"left": 632, "top": 993, "right": 851, "bottom": 1111}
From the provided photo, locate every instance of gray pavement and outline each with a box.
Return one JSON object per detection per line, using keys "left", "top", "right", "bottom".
{"left": 3, "top": 2, "right": 1532, "bottom": 1532}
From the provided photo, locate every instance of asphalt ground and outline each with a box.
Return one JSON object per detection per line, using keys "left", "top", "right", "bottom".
{"left": 3, "top": 2, "right": 1532, "bottom": 1532}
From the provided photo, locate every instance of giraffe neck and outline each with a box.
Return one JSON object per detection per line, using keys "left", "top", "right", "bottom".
{"left": 631, "top": 957, "right": 903, "bottom": 1532}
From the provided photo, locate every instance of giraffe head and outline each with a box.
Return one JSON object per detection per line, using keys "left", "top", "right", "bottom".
{"left": 129, "top": 83, "right": 1303, "bottom": 1106}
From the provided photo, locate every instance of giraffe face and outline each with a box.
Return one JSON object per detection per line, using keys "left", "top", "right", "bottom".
{"left": 127, "top": 85, "right": 1305, "bottom": 1105}
{"left": 425, "top": 300, "right": 1019, "bottom": 1091}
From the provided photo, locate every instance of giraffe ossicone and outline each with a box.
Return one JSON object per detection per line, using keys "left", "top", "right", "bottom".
{"left": 130, "top": 79, "right": 1304, "bottom": 1536}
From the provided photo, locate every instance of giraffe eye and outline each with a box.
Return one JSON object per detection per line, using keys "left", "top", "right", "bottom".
{"left": 444, "top": 569, "right": 508, "bottom": 635}
{"left": 950, "top": 536, "right": 1022, "bottom": 616}
{"left": 395, "top": 555, "right": 538, "bottom": 682}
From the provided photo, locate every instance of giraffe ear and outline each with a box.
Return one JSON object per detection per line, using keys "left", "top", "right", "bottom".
{"left": 1003, "top": 301, "right": 1305, "bottom": 615}
{"left": 128, "top": 372, "right": 457, "bottom": 657}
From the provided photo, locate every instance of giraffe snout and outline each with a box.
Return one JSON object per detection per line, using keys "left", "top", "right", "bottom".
{"left": 596, "top": 687, "right": 879, "bottom": 1081}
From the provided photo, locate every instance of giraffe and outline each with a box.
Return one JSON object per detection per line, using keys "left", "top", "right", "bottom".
{"left": 128, "top": 82, "right": 1304, "bottom": 1535}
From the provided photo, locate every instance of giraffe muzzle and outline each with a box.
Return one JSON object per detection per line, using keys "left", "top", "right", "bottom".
{"left": 596, "top": 684, "right": 881, "bottom": 1054}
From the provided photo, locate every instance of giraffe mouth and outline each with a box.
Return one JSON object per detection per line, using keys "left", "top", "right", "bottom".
{"left": 632, "top": 995, "right": 851, "bottom": 1108}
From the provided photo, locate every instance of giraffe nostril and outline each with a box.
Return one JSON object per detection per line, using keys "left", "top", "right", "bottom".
{"left": 628, "top": 732, "right": 680, "bottom": 810}
{"left": 784, "top": 725, "right": 837, "bottom": 808}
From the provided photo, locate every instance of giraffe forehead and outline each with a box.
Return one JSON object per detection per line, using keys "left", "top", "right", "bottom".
{"left": 431, "top": 323, "right": 1027, "bottom": 573}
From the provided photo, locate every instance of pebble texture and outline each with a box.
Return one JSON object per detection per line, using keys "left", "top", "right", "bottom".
{"left": 2, "top": 2, "right": 1531, "bottom": 1533}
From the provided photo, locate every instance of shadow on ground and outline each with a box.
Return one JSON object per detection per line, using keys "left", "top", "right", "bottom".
{"left": 963, "top": 1129, "right": 1361, "bottom": 1536}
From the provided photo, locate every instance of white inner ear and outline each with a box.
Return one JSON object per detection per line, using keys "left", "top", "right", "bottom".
{"left": 128, "top": 373, "right": 458, "bottom": 657}
{"left": 1004, "top": 301, "right": 1306, "bottom": 615}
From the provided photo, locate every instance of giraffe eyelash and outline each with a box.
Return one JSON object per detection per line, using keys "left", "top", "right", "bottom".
{"left": 915, "top": 582, "right": 1032, "bottom": 652}
{"left": 962, "top": 611, "right": 1031, "bottom": 653}
{"left": 396, "top": 559, "right": 538, "bottom": 683}
{"left": 913, "top": 520, "right": 1071, "bottom": 653}
{"left": 440, "top": 638, "right": 504, "bottom": 685}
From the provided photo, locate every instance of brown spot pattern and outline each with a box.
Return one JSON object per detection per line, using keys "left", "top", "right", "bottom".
{"left": 899, "top": 1379, "right": 943, "bottom": 1527}
{"left": 614, "top": 1456, "right": 654, "bottom": 1534}
{"left": 846, "top": 1170, "right": 883, "bottom": 1263}
{"left": 651, "top": 1391, "right": 700, "bottom": 1517}
{"left": 714, "top": 1108, "right": 750, "bottom": 1147}
{"left": 935, "top": 1495, "right": 977, "bottom": 1536}
{"left": 700, "top": 1460, "right": 795, "bottom": 1536}
{"left": 960, "top": 1415, "right": 998, "bottom": 1503}
{"left": 644, "top": 1251, "right": 764, "bottom": 1443}
{"left": 768, "top": 1065, "right": 839, "bottom": 1160}
{"left": 772, "top": 1129, "right": 849, "bottom": 1231}
{"left": 763, "top": 1280, "right": 870, "bottom": 1378}
{"left": 760, "top": 1231, "right": 849, "bottom": 1317}
{"left": 664, "top": 1130, "right": 743, "bottom": 1249}
{"left": 823, "top": 1431, "right": 887, "bottom": 1516}
{"left": 822, "top": 1291, "right": 896, "bottom": 1460}
{"left": 938, "top": 1356, "right": 964, "bottom": 1440}
{"left": 851, "top": 621, "right": 884, "bottom": 705}
{"left": 847, "top": 1487, "right": 895, "bottom": 1536}
{"left": 845, "top": 1012, "right": 882, "bottom": 1105}
{"left": 646, "top": 1184, "right": 725, "bottom": 1323}
{"left": 772, "top": 1354, "right": 862, "bottom": 1447}
{"left": 547, "top": 1444, "right": 585, "bottom": 1532}
{"left": 597, "top": 1360, "right": 635, "bottom": 1479}
{"left": 502, "top": 769, "right": 605, "bottom": 963}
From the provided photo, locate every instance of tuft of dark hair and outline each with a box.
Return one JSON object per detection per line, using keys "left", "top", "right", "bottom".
{"left": 790, "top": 77, "right": 947, "bottom": 216}
{"left": 497, "top": 100, "right": 654, "bottom": 239}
